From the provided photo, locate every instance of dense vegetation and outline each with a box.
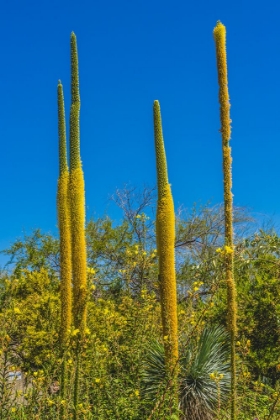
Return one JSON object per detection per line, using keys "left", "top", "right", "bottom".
{"left": 1, "top": 193, "right": 280, "bottom": 418}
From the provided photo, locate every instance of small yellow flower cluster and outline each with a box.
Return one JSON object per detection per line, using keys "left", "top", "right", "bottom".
{"left": 87, "top": 267, "right": 95, "bottom": 274}
{"left": 71, "top": 328, "right": 80, "bottom": 337}
{"left": 216, "top": 245, "right": 234, "bottom": 254}
{"left": 192, "top": 281, "right": 203, "bottom": 293}
{"left": 13, "top": 307, "right": 21, "bottom": 314}
{"left": 150, "top": 249, "right": 157, "bottom": 259}
{"left": 209, "top": 371, "right": 224, "bottom": 381}
{"left": 135, "top": 213, "right": 150, "bottom": 220}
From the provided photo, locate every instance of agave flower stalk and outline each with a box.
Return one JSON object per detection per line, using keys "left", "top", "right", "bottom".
{"left": 213, "top": 21, "right": 237, "bottom": 420}
{"left": 69, "top": 32, "right": 87, "bottom": 418}
{"left": 57, "top": 81, "right": 72, "bottom": 346}
{"left": 69, "top": 32, "right": 87, "bottom": 336}
{"left": 153, "top": 100, "right": 179, "bottom": 411}
{"left": 57, "top": 81, "right": 72, "bottom": 403}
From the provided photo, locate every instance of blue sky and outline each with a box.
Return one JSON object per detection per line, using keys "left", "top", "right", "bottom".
{"left": 1, "top": 0, "right": 279, "bottom": 265}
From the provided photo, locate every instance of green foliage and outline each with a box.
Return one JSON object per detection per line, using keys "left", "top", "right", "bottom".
{"left": 1, "top": 198, "right": 280, "bottom": 418}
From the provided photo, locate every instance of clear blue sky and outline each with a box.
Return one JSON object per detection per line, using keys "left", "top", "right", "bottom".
{"left": 1, "top": 0, "right": 279, "bottom": 265}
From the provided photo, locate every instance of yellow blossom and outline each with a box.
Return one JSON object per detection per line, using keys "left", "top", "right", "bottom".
{"left": 224, "top": 245, "right": 234, "bottom": 254}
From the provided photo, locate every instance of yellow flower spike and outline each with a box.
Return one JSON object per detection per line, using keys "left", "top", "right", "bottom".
{"left": 154, "top": 102, "right": 179, "bottom": 413}
{"left": 154, "top": 101, "right": 179, "bottom": 408}
{"left": 69, "top": 33, "right": 87, "bottom": 336}
{"left": 214, "top": 21, "right": 237, "bottom": 420}
{"left": 57, "top": 81, "right": 72, "bottom": 349}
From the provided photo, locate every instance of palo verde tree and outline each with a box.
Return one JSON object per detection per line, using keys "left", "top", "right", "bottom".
{"left": 213, "top": 21, "right": 237, "bottom": 420}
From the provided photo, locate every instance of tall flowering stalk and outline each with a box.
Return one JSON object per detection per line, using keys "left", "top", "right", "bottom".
{"left": 213, "top": 21, "right": 237, "bottom": 419}
{"left": 153, "top": 100, "right": 179, "bottom": 411}
{"left": 69, "top": 32, "right": 87, "bottom": 418}
{"left": 57, "top": 81, "right": 72, "bottom": 404}
{"left": 69, "top": 32, "right": 87, "bottom": 336}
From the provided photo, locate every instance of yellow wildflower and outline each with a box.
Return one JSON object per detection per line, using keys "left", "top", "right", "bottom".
{"left": 224, "top": 245, "right": 234, "bottom": 254}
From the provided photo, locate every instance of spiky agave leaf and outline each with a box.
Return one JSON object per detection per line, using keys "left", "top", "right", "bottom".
{"left": 180, "top": 326, "right": 230, "bottom": 419}
{"left": 141, "top": 339, "right": 166, "bottom": 401}
{"left": 141, "top": 326, "right": 230, "bottom": 419}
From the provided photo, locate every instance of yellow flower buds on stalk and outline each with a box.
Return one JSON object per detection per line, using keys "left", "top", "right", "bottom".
{"left": 57, "top": 81, "right": 72, "bottom": 347}
{"left": 214, "top": 21, "right": 237, "bottom": 420}
{"left": 57, "top": 81, "right": 72, "bottom": 409}
{"left": 69, "top": 32, "right": 87, "bottom": 336}
{"left": 154, "top": 100, "right": 179, "bottom": 411}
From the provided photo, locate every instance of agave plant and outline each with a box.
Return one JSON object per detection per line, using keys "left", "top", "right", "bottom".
{"left": 141, "top": 326, "right": 230, "bottom": 420}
